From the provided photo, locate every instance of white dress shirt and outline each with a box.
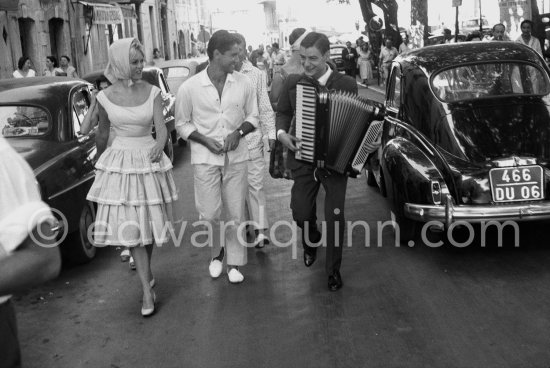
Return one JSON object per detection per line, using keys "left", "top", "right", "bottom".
{"left": 175, "top": 68, "right": 259, "bottom": 165}
{"left": 239, "top": 60, "right": 275, "bottom": 150}
{"left": 277, "top": 67, "right": 332, "bottom": 139}
{"left": 515, "top": 35, "right": 543, "bottom": 56}
{"left": 0, "top": 136, "right": 54, "bottom": 303}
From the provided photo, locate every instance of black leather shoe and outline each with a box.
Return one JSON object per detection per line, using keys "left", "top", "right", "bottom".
{"left": 328, "top": 271, "right": 343, "bottom": 291}
{"left": 303, "top": 249, "right": 317, "bottom": 267}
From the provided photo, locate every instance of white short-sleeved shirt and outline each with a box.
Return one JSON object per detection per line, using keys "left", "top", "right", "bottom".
{"left": 175, "top": 68, "right": 259, "bottom": 166}
{"left": 0, "top": 136, "right": 54, "bottom": 303}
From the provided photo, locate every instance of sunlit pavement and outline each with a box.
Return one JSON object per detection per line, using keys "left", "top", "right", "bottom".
{"left": 12, "top": 83, "right": 550, "bottom": 368}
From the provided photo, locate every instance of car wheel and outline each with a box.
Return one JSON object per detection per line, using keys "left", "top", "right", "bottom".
{"left": 367, "top": 169, "right": 377, "bottom": 187}
{"left": 65, "top": 201, "right": 96, "bottom": 264}
{"left": 391, "top": 182, "right": 420, "bottom": 243}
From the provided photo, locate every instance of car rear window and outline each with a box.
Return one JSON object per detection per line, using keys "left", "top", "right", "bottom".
{"left": 330, "top": 46, "right": 345, "bottom": 57}
{"left": 432, "top": 62, "right": 550, "bottom": 102}
{"left": 1, "top": 106, "right": 49, "bottom": 138}
{"left": 432, "top": 63, "right": 550, "bottom": 102}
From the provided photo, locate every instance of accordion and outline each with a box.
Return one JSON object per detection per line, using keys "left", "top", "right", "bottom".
{"left": 295, "top": 79, "right": 383, "bottom": 176}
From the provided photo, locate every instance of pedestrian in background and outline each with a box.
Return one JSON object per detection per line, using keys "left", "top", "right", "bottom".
{"left": 399, "top": 34, "right": 411, "bottom": 53}
{"left": 357, "top": 43, "right": 373, "bottom": 87}
{"left": 235, "top": 33, "right": 276, "bottom": 248}
{"left": 269, "top": 27, "right": 307, "bottom": 181}
{"left": 342, "top": 41, "right": 358, "bottom": 79}
{"left": 12, "top": 56, "right": 36, "bottom": 78}
{"left": 255, "top": 51, "right": 270, "bottom": 86}
{"left": 271, "top": 42, "right": 285, "bottom": 75}
{"left": 175, "top": 30, "right": 259, "bottom": 284}
{"left": 43, "top": 56, "right": 63, "bottom": 76}
{"left": 515, "top": 19, "right": 543, "bottom": 56}
{"left": 59, "top": 55, "right": 78, "bottom": 78}
{"left": 270, "top": 28, "right": 307, "bottom": 111}
{"left": 276, "top": 32, "right": 357, "bottom": 291}
{"left": 150, "top": 48, "right": 165, "bottom": 66}
{"left": 0, "top": 135, "right": 61, "bottom": 367}
{"left": 87, "top": 38, "right": 178, "bottom": 317}
{"left": 489, "top": 23, "right": 508, "bottom": 41}
{"left": 378, "top": 38, "right": 398, "bottom": 85}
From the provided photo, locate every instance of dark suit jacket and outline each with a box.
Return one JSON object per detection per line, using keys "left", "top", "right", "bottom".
{"left": 341, "top": 47, "right": 358, "bottom": 70}
{"left": 275, "top": 70, "right": 358, "bottom": 170}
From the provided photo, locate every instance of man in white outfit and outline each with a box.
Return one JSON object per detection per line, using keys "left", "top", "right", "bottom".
{"left": 234, "top": 33, "right": 276, "bottom": 248}
{"left": 175, "top": 30, "right": 259, "bottom": 283}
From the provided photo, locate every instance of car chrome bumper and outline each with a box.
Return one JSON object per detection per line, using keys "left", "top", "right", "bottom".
{"left": 404, "top": 194, "right": 550, "bottom": 224}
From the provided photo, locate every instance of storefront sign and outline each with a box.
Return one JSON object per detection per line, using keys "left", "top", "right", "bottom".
{"left": 0, "top": 0, "right": 18, "bottom": 11}
{"left": 92, "top": 4, "right": 123, "bottom": 25}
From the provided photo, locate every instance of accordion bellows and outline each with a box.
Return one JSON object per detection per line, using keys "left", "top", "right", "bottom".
{"left": 295, "top": 80, "right": 383, "bottom": 176}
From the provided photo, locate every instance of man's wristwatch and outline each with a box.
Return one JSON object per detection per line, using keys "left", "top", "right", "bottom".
{"left": 237, "top": 129, "right": 245, "bottom": 137}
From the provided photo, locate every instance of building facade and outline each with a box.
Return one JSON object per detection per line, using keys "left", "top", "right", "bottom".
{"left": 0, "top": 0, "right": 208, "bottom": 79}
{"left": 0, "top": 0, "right": 72, "bottom": 79}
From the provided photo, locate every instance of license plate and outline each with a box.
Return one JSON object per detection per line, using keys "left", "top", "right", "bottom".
{"left": 489, "top": 165, "right": 544, "bottom": 202}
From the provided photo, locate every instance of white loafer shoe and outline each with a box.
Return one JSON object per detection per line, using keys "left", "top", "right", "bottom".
{"left": 227, "top": 268, "right": 244, "bottom": 284}
{"left": 209, "top": 259, "right": 223, "bottom": 279}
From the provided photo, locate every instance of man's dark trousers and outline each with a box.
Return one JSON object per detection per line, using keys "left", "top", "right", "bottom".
{"left": 290, "top": 165, "right": 347, "bottom": 275}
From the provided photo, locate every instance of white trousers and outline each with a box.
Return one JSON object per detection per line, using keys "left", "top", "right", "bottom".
{"left": 193, "top": 161, "right": 248, "bottom": 266}
{"left": 246, "top": 146, "right": 269, "bottom": 231}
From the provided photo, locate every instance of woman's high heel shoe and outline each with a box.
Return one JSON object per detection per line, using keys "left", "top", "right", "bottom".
{"left": 141, "top": 289, "right": 156, "bottom": 317}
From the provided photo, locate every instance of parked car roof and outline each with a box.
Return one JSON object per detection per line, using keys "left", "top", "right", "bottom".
{"left": 0, "top": 77, "right": 87, "bottom": 106}
{"left": 82, "top": 67, "right": 165, "bottom": 90}
{"left": 397, "top": 41, "right": 545, "bottom": 77}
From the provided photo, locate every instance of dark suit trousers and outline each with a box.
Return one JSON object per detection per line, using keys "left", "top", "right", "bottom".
{"left": 345, "top": 67, "right": 356, "bottom": 79}
{"left": 290, "top": 165, "right": 348, "bottom": 275}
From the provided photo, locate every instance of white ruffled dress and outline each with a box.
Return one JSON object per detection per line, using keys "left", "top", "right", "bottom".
{"left": 86, "top": 86, "right": 178, "bottom": 247}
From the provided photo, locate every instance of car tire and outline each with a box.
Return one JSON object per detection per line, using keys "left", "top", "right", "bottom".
{"left": 65, "top": 201, "right": 96, "bottom": 264}
{"left": 391, "top": 182, "right": 420, "bottom": 243}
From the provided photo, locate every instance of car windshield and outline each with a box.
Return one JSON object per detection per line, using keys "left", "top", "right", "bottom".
{"left": 1, "top": 106, "right": 49, "bottom": 138}
{"left": 432, "top": 62, "right": 550, "bottom": 102}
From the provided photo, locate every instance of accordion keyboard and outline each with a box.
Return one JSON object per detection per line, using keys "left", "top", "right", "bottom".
{"left": 295, "top": 83, "right": 317, "bottom": 162}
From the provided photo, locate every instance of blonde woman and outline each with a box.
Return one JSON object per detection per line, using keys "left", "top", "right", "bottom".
{"left": 86, "top": 38, "right": 178, "bottom": 317}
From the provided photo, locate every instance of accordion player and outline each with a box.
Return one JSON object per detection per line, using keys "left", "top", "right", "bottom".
{"left": 294, "top": 79, "right": 383, "bottom": 176}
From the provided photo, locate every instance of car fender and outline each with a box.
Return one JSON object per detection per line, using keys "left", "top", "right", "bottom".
{"left": 381, "top": 137, "right": 446, "bottom": 206}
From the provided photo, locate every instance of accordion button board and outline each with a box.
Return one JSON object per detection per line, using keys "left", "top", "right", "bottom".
{"left": 294, "top": 79, "right": 383, "bottom": 177}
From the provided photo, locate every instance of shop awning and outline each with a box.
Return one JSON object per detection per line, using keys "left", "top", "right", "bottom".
{"left": 0, "top": 0, "right": 18, "bottom": 11}
{"left": 78, "top": 1, "right": 124, "bottom": 25}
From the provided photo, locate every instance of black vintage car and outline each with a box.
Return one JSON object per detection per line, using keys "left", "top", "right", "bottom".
{"left": 330, "top": 44, "right": 346, "bottom": 72}
{"left": 1, "top": 77, "right": 97, "bottom": 263}
{"left": 82, "top": 66, "right": 177, "bottom": 160}
{"left": 368, "top": 41, "right": 550, "bottom": 241}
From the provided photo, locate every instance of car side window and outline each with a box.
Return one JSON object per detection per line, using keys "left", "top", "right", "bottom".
{"left": 71, "top": 89, "right": 90, "bottom": 138}
{"left": 387, "top": 66, "right": 402, "bottom": 111}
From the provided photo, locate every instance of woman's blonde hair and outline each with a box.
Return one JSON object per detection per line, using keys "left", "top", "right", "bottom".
{"left": 129, "top": 39, "right": 145, "bottom": 60}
